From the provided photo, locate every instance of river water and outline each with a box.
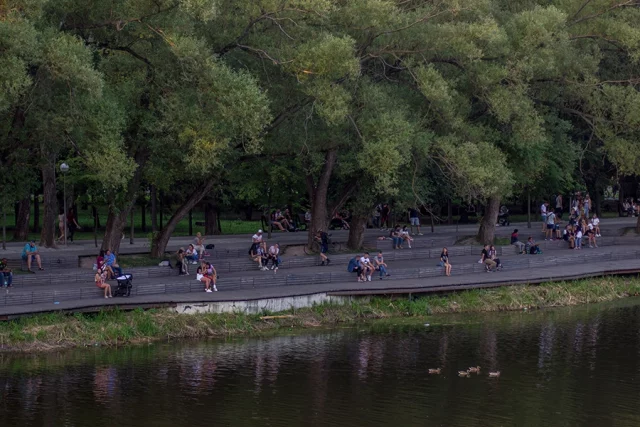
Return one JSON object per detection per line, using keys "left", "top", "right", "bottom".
{"left": 2, "top": 300, "right": 640, "bottom": 426}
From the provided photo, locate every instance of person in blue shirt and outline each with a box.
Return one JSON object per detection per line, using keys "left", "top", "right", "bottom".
{"left": 21, "top": 240, "right": 43, "bottom": 272}
{"left": 104, "top": 250, "right": 123, "bottom": 277}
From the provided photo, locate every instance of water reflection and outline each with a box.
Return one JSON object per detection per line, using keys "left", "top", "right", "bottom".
{"left": 3, "top": 300, "right": 640, "bottom": 426}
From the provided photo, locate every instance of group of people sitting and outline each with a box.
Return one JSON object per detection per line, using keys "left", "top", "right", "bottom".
{"left": 249, "top": 230, "right": 282, "bottom": 271}
{"left": 269, "top": 209, "right": 298, "bottom": 232}
{"left": 94, "top": 249, "right": 125, "bottom": 298}
{"left": 389, "top": 225, "right": 414, "bottom": 249}
{"left": 621, "top": 199, "right": 639, "bottom": 217}
{"left": 196, "top": 261, "right": 218, "bottom": 292}
{"left": 347, "top": 251, "right": 391, "bottom": 282}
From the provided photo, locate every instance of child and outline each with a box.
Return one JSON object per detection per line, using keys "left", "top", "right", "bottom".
{"left": 575, "top": 228, "right": 583, "bottom": 250}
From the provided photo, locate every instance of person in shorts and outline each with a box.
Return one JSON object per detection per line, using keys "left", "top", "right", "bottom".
{"left": 409, "top": 207, "right": 423, "bottom": 235}
{"left": 545, "top": 210, "right": 556, "bottom": 240}
{"left": 540, "top": 202, "right": 548, "bottom": 232}
{"left": 315, "top": 230, "right": 331, "bottom": 266}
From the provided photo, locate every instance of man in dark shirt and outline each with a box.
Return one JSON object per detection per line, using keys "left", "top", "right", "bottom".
{"left": 480, "top": 245, "right": 496, "bottom": 272}
{"left": 0, "top": 258, "right": 12, "bottom": 287}
{"left": 409, "top": 207, "right": 423, "bottom": 235}
{"left": 315, "top": 230, "right": 331, "bottom": 266}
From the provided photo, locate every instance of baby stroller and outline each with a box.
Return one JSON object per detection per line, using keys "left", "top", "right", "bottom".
{"left": 114, "top": 274, "right": 133, "bottom": 297}
{"left": 498, "top": 206, "right": 510, "bottom": 226}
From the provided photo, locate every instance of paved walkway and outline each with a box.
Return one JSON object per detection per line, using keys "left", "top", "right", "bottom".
{"left": 0, "top": 218, "right": 638, "bottom": 317}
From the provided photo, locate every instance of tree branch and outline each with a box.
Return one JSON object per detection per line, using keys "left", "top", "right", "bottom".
{"left": 568, "top": 0, "right": 640, "bottom": 27}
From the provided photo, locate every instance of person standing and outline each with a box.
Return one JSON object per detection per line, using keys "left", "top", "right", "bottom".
{"left": 555, "top": 193, "right": 563, "bottom": 219}
{"left": 409, "top": 207, "right": 423, "bottom": 235}
{"left": 583, "top": 194, "right": 591, "bottom": 219}
{"left": 540, "top": 202, "right": 548, "bottom": 232}
{"left": 380, "top": 203, "right": 390, "bottom": 230}
{"left": 545, "top": 209, "right": 556, "bottom": 240}
{"left": 67, "top": 207, "right": 81, "bottom": 242}
{"left": 315, "top": 230, "right": 331, "bottom": 266}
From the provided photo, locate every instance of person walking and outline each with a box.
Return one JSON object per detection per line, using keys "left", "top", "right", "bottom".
{"left": 315, "top": 230, "right": 331, "bottom": 266}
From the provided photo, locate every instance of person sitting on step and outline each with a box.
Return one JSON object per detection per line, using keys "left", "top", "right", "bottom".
{"left": 95, "top": 266, "right": 112, "bottom": 299}
{"left": 186, "top": 244, "right": 199, "bottom": 264}
{"left": 375, "top": 250, "right": 391, "bottom": 280}
{"left": 176, "top": 248, "right": 188, "bottom": 275}
{"left": 510, "top": 229, "right": 526, "bottom": 254}
{"left": 104, "top": 250, "right": 123, "bottom": 278}
{"left": 525, "top": 237, "right": 542, "bottom": 254}
{"left": 400, "top": 225, "right": 413, "bottom": 248}
{"left": 347, "top": 253, "right": 363, "bottom": 282}
{"left": 193, "top": 232, "right": 205, "bottom": 260}
{"left": 489, "top": 245, "right": 503, "bottom": 271}
{"left": 360, "top": 252, "right": 376, "bottom": 282}
{"left": 268, "top": 243, "right": 281, "bottom": 272}
{"left": 22, "top": 241, "right": 44, "bottom": 273}
{"left": 0, "top": 258, "right": 12, "bottom": 288}
{"left": 480, "top": 244, "right": 497, "bottom": 272}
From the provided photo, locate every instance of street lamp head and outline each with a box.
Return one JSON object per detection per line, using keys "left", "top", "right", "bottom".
{"left": 60, "top": 163, "right": 70, "bottom": 173}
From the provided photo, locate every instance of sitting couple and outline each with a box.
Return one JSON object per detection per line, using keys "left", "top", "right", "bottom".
{"left": 96, "top": 249, "right": 123, "bottom": 279}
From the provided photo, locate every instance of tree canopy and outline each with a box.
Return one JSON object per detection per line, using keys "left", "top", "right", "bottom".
{"left": 1, "top": 0, "right": 640, "bottom": 249}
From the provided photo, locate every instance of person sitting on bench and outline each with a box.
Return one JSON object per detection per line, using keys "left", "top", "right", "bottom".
{"left": 105, "top": 250, "right": 123, "bottom": 277}
{"left": 22, "top": 241, "right": 44, "bottom": 272}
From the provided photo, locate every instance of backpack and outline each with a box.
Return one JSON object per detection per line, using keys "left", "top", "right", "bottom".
{"left": 205, "top": 244, "right": 215, "bottom": 250}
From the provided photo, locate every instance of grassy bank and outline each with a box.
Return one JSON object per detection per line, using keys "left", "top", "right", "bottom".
{"left": 2, "top": 276, "right": 640, "bottom": 353}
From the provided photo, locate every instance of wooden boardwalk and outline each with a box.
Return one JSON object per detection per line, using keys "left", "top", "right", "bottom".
{"left": 0, "top": 218, "right": 638, "bottom": 318}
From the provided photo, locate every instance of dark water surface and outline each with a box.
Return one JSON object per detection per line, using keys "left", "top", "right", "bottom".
{"left": 3, "top": 300, "right": 640, "bottom": 426}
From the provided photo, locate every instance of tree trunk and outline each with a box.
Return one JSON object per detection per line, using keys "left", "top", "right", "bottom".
{"left": 477, "top": 196, "right": 500, "bottom": 245}
{"left": 306, "top": 149, "right": 338, "bottom": 248}
{"left": 188, "top": 209, "right": 193, "bottom": 236}
{"left": 39, "top": 159, "right": 57, "bottom": 248}
{"left": 346, "top": 215, "right": 367, "bottom": 250}
{"left": 141, "top": 202, "right": 146, "bottom": 232}
{"left": 151, "top": 185, "right": 158, "bottom": 232}
{"left": 101, "top": 207, "right": 130, "bottom": 253}
{"left": 13, "top": 197, "right": 30, "bottom": 241}
{"left": 92, "top": 205, "right": 98, "bottom": 248}
{"left": 447, "top": 200, "right": 452, "bottom": 225}
{"left": 205, "top": 200, "right": 221, "bottom": 235}
{"left": 150, "top": 180, "right": 215, "bottom": 257}
{"left": 32, "top": 187, "right": 40, "bottom": 233}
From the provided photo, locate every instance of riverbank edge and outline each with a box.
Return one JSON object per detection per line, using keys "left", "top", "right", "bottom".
{"left": 1, "top": 276, "right": 639, "bottom": 353}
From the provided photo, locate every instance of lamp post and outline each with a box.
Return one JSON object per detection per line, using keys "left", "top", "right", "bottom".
{"left": 60, "top": 163, "right": 69, "bottom": 246}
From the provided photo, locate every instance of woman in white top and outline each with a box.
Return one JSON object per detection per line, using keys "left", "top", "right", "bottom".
{"left": 57, "top": 210, "right": 66, "bottom": 242}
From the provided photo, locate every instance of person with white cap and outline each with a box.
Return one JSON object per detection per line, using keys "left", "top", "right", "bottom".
{"left": 252, "top": 229, "right": 263, "bottom": 243}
